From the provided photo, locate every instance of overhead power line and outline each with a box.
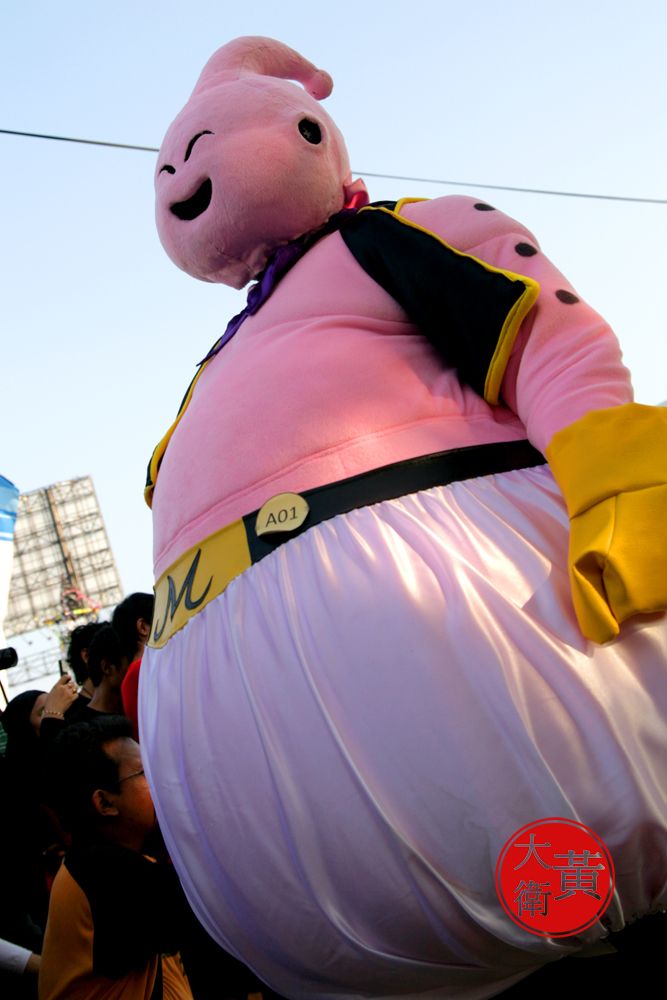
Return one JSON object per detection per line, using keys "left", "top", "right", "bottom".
{"left": 2, "top": 127, "right": 665, "bottom": 206}
{"left": 359, "top": 171, "right": 667, "bottom": 205}
{"left": 0, "top": 128, "right": 158, "bottom": 154}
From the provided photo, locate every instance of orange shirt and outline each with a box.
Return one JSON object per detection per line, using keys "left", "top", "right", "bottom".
{"left": 39, "top": 862, "right": 192, "bottom": 1000}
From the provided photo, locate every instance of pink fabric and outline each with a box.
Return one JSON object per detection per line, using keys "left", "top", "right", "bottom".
{"left": 146, "top": 37, "right": 657, "bottom": 1000}
{"left": 191, "top": 36, "right": 334, "bottom": 102}
{"left": 154, "top": 37, "right": 364, "bottom": 288}
{"left": 144, "top": 39, "right": 667, "bottom": 1000}
{"left": 151, "top": 196, "right": 631, "bottom": 578}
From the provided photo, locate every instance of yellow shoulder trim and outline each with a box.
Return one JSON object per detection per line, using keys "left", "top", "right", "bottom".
{"left": 394, "top": 197, "right": 428, "bottom": 213}
{"left": 144, "top": 363, "right": 209, "bottom": 508}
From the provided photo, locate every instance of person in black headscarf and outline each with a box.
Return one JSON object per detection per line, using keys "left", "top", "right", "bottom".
{"left": 0, "top": 679, "right": 79, "bottom": 945}
{"left": 0, "top": 691, "right": 50, "bottom": 1000}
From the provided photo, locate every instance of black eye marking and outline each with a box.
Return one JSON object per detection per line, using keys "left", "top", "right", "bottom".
{"left": 298, "top": 119, "right": 322, "bottom": 144}
{"left": 515, "top": 242, "right": 538, "bottom": 257}
{"left": 555, "top": 289, "right": 580, "bottom": 305}
{"left": 159, "top": 164, "right": 176, "bottom": 175}
{"left": 184, "top": 130, "right": 213, "bottom": 162}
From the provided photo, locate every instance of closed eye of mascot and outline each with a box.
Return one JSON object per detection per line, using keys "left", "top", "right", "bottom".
{"left": 140, "top": 36, "right": 667, "bottom": 1000}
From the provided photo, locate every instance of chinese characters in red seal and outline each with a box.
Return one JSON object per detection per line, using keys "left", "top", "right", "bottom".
{"left": 495, "top": 818, "right": 615, "bottom": 937}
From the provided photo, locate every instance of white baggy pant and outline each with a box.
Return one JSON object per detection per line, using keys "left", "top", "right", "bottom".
{"left": 141, "top": 466, "right": 667, "bottom": 1000}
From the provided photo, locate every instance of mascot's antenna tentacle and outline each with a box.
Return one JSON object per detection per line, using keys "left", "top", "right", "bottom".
{"left": 191, "top": 36, "right": 333, "bottom": 100}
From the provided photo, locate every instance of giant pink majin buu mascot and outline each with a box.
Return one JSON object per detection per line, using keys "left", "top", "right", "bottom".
{"left": 140, "top": 36, "right": 667, "bottom": 999}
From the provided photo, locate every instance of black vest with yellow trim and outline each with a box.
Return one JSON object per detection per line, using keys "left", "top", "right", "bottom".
{"left": 145, "top": 199, "right": 539, "bottom": 506}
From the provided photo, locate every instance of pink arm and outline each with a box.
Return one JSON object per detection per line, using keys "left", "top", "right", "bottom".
{"left": 402, "top": 196, "right": 633, "bottom": 453}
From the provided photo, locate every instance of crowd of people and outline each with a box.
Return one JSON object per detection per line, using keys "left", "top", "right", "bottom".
{"left": 0, "top": 595, "right": 278, "bottom": 1000}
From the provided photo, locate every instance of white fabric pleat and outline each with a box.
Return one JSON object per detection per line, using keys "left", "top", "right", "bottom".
{"left": 140, "top": 466, "right": 667, "bottom": 999}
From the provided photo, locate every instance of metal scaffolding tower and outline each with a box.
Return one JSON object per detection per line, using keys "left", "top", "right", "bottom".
{"left": 3, "top": 476, "right": 123, "bottom": 638}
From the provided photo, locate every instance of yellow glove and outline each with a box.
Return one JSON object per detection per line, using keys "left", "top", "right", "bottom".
{"left": 546, "top": 403, "right": 667, "bottom": 643}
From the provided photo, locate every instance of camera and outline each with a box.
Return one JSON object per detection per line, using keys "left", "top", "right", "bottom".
{"left": 0, "top": 647, "right": 18, "bottom": 670}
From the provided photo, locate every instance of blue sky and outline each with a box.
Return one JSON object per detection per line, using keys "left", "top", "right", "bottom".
{"left": 1, "top": 0, "right": 665, "bottom": 603}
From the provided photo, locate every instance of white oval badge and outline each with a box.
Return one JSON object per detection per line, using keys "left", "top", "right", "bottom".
{"left": 255, "top": 492, "right": 310, "bottom": 538}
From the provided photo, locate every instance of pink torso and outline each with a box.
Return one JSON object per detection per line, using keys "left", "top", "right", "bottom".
{"left": 151, "top": 196, "right": 632, "bottom": 577}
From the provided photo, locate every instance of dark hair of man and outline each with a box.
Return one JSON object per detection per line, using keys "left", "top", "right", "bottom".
{"left": 67, "top": 622, "right": 105, "bottom": 685}
{"left": 87, "top": 624, "right": 124, "bottom": 687}
{"left": 47, "top": 715, "right": 133, "bottom": 836}
{"left": 111, "top": 593, "right": 155, "bottom": 662}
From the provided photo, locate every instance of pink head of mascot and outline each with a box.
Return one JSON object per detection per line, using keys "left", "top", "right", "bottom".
{"left": 155, "top": 35, "right": 368, "bottom": 289}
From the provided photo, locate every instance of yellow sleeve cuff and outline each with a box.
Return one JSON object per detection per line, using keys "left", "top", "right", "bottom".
{"left": 546, "top": 403, "right": 667, "bottom": 643}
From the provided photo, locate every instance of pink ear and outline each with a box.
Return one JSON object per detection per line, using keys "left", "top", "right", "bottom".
{"left": 343, "top": 178, "right": 370, "bottom": 210}
{"left": 192, "top": 36, "right": 333, "bottom": 100}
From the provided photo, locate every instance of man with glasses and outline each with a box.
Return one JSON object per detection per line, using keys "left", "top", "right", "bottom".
{"left": 38, "top": 715, "right": 193, "bottom": 1000}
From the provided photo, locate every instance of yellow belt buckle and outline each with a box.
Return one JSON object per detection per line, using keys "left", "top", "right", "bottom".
{"left": 150, "top": 492, "right": 311, "bottom": 649}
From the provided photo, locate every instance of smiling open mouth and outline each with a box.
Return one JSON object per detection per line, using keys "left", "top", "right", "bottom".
{"left": 170, "top": 178, "right": 212, "bottom": 221}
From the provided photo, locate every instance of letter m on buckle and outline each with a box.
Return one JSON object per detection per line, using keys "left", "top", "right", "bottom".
{"left": 152, "top": 548, "right": 212, "bottom": 644}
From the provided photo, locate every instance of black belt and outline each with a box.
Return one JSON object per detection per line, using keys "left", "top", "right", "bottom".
{"left": 244, "top": 439, "right": 546, "bottom": 562}
{"left": 150, "top": 439, "right": 546, "bottom": 648}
